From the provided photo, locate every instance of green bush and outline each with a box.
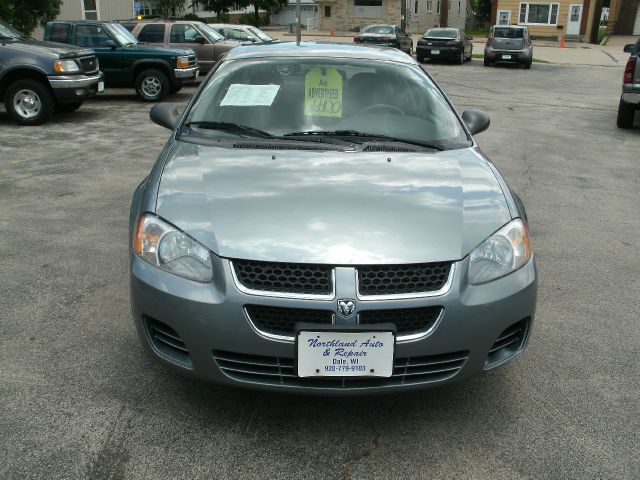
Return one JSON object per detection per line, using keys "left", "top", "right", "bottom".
{"left": 182, "top": 13, "right": 200, "bottom": 21}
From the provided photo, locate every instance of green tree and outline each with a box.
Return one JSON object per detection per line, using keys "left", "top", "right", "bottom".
{"left": 0, "top": 0, "right": 62, "bottom": 35}
{"left": 251, "top": 0, "right": 288, "bottom": 27}
{"left": 152, "top": 0, "right": 188, "bottom": 19}
{"left": 469, "top": 0, "right": 492, "bottom": 20}
{"left": 199, "top": 0, "right": 241, "bottom": 21}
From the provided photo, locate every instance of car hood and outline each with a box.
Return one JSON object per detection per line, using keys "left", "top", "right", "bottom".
{"left": 155, "top": 142, "right": 511, "bottom": 264}
{"left": 3, "top": 39, "right": 93, "bottom": 59}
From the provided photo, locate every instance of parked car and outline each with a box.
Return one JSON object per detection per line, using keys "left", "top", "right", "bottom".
{"left": 354, "top": 24, "right": 413, "bottom": 55}
{"left": 208, "top": 24, "right": 277, "bottom": 44}
{"left": 416, "top": 27, "right": 473, "bottom": 64}
{"left": 617, "top": 39, "right": 640, "bottom": 129}
{"left": 125, "top": 20, "right": 239, "bottom": 75}
{"left": 44, "top": 20, "right": 197, "bottom": 101}
{"left": 484, "top": 25, "right": 532, "bottom": 69}
{"left": 0, "top": 19, "right": 103, "bottom": 125}
{"left": 130, "top": 42, "right": 537, "bottom": 394}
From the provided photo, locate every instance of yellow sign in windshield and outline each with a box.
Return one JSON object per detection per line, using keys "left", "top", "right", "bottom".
{"left": 304, "top": 67, "right": 343, "bottom": 118}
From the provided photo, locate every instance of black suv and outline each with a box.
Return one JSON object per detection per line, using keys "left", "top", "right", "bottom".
{"left": 0, "top": 19, "right": 103, "bottom": 125}
{"left": 617, "top": 39, "right": 639, "bottom": 129}
{"left": 44, "top": 20, "right": 198, "bottom": 101}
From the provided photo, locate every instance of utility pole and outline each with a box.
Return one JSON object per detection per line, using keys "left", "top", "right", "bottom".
{"left": 296, "top": 0, "right": 302, "bottom": 44}
{"left": 400, "top": 0, "right": 407, "bottom": 31}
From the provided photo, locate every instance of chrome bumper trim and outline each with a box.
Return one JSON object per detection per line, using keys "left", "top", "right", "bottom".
{"left": 174, "top": 67, "right": 199, "bottom": 78}
{"left": 48, "top": 73, "right": 102, "bottom": 89}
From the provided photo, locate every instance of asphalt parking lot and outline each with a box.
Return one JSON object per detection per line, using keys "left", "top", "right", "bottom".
{"left": 1, "top": 59, "right": 638, "bottom": 479}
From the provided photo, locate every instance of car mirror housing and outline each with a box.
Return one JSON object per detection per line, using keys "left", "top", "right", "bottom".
{"left": 623, "top": 44, "right": 634, "bottom": 53}
{"left": 150, "top": 103, "right": 181, "bottom": 130}
{"left": 462, "top": 109, "right": 490, "bottom": 135}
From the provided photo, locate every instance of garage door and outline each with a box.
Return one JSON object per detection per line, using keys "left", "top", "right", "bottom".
{"left": 634, "top": 5, "right": 640, "bottom": 35}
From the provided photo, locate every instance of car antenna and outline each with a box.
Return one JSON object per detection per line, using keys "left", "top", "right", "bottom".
{"left": 296, "top": 0, "right": 301, "bottom": 45}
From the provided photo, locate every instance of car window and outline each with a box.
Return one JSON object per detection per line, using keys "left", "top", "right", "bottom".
{"left": 247, "top": 27, "right": 273, "bottom": 42}
{"left": 224, "top": 28, "right": 251, "bottom": 41}
{"left": 170, "top": 24, "right": 200, "bottom": 43}
{"left": 183, "top": 58, "right": 469, "bottom": 149}
{"left": 105, "top": 23, "right": 137, "bottom": 45}
{"left": 119, "top": 22, "right": 136, "bottom": 32}
{"left": 362, "top": 25, "right": 394, "bottom": 34}
{"left": 199, "top": 24, "right": 225, "bottom": 42}
{"left": 424, "top": 28, "right": 458, "bottom": 38}
{"left": 138, "top": 24, "right": 165, "bottom": 43}
{"left": 493, "top": 28, "right": 524, "bottom": 39}
{"left": 75, "top": 24, "right": 112, "bottom": 47}
{"left": 49, "top": 23, "right": 70, "bottom": 43}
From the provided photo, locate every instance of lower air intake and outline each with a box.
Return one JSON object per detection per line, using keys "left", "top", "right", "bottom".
{"left": 144, "top": 316, "right": 192, "bottom": 367}
{"left": 486, "top": 317, "right": 530, "bottom": 367}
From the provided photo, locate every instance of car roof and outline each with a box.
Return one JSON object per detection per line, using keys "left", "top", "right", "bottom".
{"left": 493, "top": 25, "right": 526, "bottom": 29}
{"left": 224, "top": 41, "right": 415, "bottom": 64}
{"left": 209, "top": 24, "right": 252, "bottom": 28}
{"left": 47, "top": 20, "right": 112, "bottom": 25}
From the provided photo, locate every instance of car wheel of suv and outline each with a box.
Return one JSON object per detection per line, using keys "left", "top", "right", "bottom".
{"left": 5, "top": 79, "right": 54, "bottom": 126}
{"left": 617, "top": 98, "right": 636, "bottom": 129}
{"left": 55, "top": 102, "right": 83, "bottom": 113}
{"left": 136, "top": 69, "right": 169, "bottom": 102}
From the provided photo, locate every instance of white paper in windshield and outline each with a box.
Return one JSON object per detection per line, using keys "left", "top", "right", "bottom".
{"left": 220, "top": 84, "right": 280, "bottom": 106}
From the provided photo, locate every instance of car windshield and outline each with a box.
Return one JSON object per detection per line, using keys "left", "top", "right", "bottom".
{"left": 106, "top": 23, "right": 138, "bottom": 45}
{"left": 200, "top": 24, "right": 225, "bottom": 42}
{"left": 493, "top": 28, "right": 524, "bottom": 39}
{"left": 182, "top": 57, "right": 470, "bottom": 150}
{"left": 0, "top": 20, "right": 25, "bottom": 39}
{"left": 248, "top": 26, "right": 273, "bottom": 42}
{"left": 424, "top": 28, "right": 458, "bottom": 38}
{"left": 362, "top": 25, "right": 394, "bottom": 35}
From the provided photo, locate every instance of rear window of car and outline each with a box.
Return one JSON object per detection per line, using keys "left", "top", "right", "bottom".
{"left": 49, "top": 23, "right": 70, "bottom": 43}
{"left": 424, "top": 28, "right": 458, "bottom": 38}
{"left": 362, "top": 25, "right": 394, "bottom": 34}
{"left": 138, "top": 24, "right": 165, "bottom": 42}
{"left": 493, "top": 28, "right": 524, "bottom": 39}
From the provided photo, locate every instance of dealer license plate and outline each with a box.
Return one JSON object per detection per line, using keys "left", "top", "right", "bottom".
{"left": 431, "top": 49, "right": 440, "bottom": 55}
{"left": 502, "top": 54, "right": 512, "bottom": 60}
{"left": 297, "top": 331, "right": 394, "bottom": 377}
{"left": 97, "top": 81, "right": 104, "bottom": 92}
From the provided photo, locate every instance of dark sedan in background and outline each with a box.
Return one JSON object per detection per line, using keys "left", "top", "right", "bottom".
{"left": 416, "top": 28, "right": 473, "bottom": 64}
{"left": 354, "top": 24, "right": 413, "bottom": 55}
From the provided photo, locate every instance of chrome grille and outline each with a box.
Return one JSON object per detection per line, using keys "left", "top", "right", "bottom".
{"left": 144, "top": 317, "right": 192, "bottom": 367}
{"left": 486, "top": 318, "right": 530, "bottom": 367}
{"left": 245, "top": 305, "right": 333, "bottom": 336}
{"left": 78, "top": 55, "right": 99, "bottom": 74}
{"left": 188, "top": 55, "right": 197, "bottom": 67}
{"left": 213, "top": 350, "right": 468, "bottom": 389}
{"left": 232, "top": 259, "right": 333, "bottom": 296}
{"left": 359, "top": 306, "right": 442, "bottom": 335}
{"left": 357, "top": 262, "right": 452, "bottom": 296}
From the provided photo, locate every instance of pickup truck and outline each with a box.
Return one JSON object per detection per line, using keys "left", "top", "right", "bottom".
{"left": 44, "top": 20, "right": 197, "bottom": 101}
{"left": 617, "top": 39, "right": 640, "bottom": 129}
{"left": 0, "top": 19, "right": 103, "bottom": 125}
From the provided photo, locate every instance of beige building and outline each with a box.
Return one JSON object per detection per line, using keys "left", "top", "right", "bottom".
{"left": 407, "top": 0, "right": 470, "bottom": 33}
{"left": 55, "top": 0, "right": 135, "bottom": 21}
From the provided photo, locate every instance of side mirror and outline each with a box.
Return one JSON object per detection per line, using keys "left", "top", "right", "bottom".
{"left": 195, "top": 35, "right": 207, "bottom": 44}
{"left": 623, "top": 44, "right": 634, "bottom": 53}
{"left": 150, "top": 103, "right": 181, "bottom": 130}
{"left": 104, "top": 39, "right": 117, "bottom": 49}
{"left": 462, "top": 109, "right": 490, "bottom": 135}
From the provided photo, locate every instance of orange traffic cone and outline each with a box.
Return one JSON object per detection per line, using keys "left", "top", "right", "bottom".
{"left": 560, "top": 33, "right": 565, "bottom": 48}
{"left": 330, "top": 29, "right": 335, "bottom": 37}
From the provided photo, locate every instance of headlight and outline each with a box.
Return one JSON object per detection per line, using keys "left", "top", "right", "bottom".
{"left": 134, "top": 214, "right": 213, "bottom": 282}
{"left": 176, "top": 56, "right": 189, "bottom": 69}
{"left": 53, "top": 59, "right": 80, "bottom": 73}
{"left": 468, "top": 218, "right": 532, "bottom": 285}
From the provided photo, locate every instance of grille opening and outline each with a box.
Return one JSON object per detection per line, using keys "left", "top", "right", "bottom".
{"left": 357, "top": 262, "right": 452, "bottom": 296}
{"left": 486, "top": 317, "right": 530, "bottom": 367}
{"left": 144, "top": 316, "right": 192, "bottom": 367}
{"left": 359, "top": 306, "right": 442, "bottom": 335}
{"left": 213, "top": 350, "right": 469, "bottom": 389}
{"left": 245, "top": 305, "right": 333, "bottom": 336}
{"left": 233, "top": 259, "right": 333, "bottom": 295}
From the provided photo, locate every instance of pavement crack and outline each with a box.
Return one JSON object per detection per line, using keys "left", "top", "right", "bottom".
{"left": 85, "top": 405, "right": 132, "bottom": 480}
{"left": 342, "top": 436, "right": 380, "bottom": 480}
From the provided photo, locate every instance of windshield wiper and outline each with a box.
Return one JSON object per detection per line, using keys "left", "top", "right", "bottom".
{"left": 284, "top": 130, "right": 445, "bottom": 150}
{"left": 184, "top": 121, "right": 274, "bottom": 138}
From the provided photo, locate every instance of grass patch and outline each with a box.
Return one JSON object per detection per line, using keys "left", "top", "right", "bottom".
{"left": 471, "top": 53, "right": 551, "bottom": 63}
{"left": 466, "top": 28, "right": 489, "bottom": 37}
{"left": 597, "top": 26, "right": 607, "bottom": 44}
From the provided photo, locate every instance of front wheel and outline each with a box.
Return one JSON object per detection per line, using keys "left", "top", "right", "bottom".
{"left": 4, "top": 79, "right": 54, "bottom": 125}
{"left": 417, "top": 55, "right": 425, "bottom": 63}
{"left": 457, "top": 49, "right": 465, "bottom": 64}
{"left": 135, "top": 69, "right": 170, "bottom": 102}
{"left": 617, "top": 98, "right": 636, "bottom": 129}
{"left": 484, "top": 58, "right": 491, "bottom": 67}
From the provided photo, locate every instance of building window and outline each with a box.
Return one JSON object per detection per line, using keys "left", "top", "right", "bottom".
{"left": 458, "top": 1, "right": 461, "bottom": 14}
{"left": 497, "top": 10, "right": 511, "bottom": 25}
{"left": 426, "top": 0, "right": 432, "bottom": 12}
{"left": 436, "top": 1, "right": 440, "bottom": 14}
{"left": 324, "top": 5, "right": 331, "bottom": 17}
{"left": 519, "top": 3, "right": 559, "bottom": 25}
{"left": 415, "top": 1, "right": 419, "bottom": 14}
{"left": 82, "top": 0, "right": 99, "bottom": 20}
{"left": 354, "top": 0, "right": 383, "bottom": 18}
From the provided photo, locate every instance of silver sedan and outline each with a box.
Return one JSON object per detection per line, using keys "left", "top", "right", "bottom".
{"left": 129, "top": 43, "right": 537, "bottom": 394}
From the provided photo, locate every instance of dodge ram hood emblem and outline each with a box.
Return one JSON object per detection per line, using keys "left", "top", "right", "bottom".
{"left": 337, "top": 299, "right": 356, "bottom": 317}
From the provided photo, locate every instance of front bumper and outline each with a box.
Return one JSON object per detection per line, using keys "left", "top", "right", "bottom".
{"left": 130, "top": 253, "right": 537, "bottom": 395}
{"left": 174, "top": 66, "right": 199, "bottom": 79}
{"left": 416, "top": 45, "right": 459, "bottom": 59}
{"left": 48, "top": 72, "right": 104, "bottom": 102}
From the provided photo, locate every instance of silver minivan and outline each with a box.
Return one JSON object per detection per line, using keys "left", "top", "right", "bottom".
{"left": 484, "top": 26, "right": 533, "bottom": 69}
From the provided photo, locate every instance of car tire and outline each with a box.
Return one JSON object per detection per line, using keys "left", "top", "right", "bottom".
{"left": 524, "top": 60, "right": 532, "bottom": 69}
{"left": 483, "top": 58, "right": 491, "bottom": 67}
{"left": 617, "top": 98, "right": 636, "bottom": 129}
{"left": 417, "top": 55, "right": 425, "bottom": 63}
{"left": 55, "top": 102, "right": 83, "bottom": 113}
{"left": 169, "top": 84, "right": 183, "bottom": 94}
{"left": 4, "top": 79, "right": 54, "bottom": 126}
{"left": 135, "top": 69, "right": 170, "bottom": 102}
{"left": 457, "top": 49, "right": 465, "bottom": 64}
